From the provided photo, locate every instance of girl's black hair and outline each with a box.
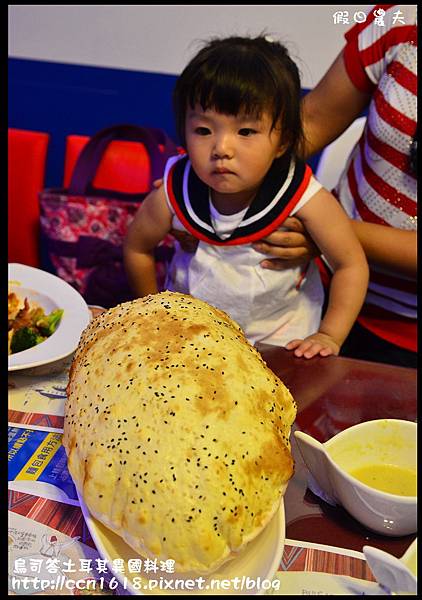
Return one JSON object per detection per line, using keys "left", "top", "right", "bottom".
{"left": 173, "top": 35, "right": 304, "bottom": 156}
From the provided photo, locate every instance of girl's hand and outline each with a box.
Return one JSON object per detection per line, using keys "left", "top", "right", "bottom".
{"left": 252, "top": 217, "right": 320, "bottom": 270}
{"left": 285, "top": 332, "right": 340, "bottom": 359}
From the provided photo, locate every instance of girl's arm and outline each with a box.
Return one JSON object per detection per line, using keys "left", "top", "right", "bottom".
{"left": 286, "top": 187, "right": 369, "bottom": 358}
{"left": 123, "top": 186, "right": 173, "bottom": 298}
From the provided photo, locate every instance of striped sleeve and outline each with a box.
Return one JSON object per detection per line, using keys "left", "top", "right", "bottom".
{"left": 343, "top": 5, "right": 417, "bottom": 92}
{"left": 335, "top": 5, "right": 417, "bottom": 350}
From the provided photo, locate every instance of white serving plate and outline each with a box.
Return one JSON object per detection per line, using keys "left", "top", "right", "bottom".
{"left": 78, "top": 491, "right": 285, "bottom": 595}
{"left": 8, "top": 263, "right": 90, "bottom": 371}
{"left": 402, "top": 538, "right": 418, "bottom": 578}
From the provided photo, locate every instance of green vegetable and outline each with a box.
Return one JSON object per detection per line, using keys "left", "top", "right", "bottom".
{"left": 10, "top": 327, "right": 46, "bottom": 354}
{"left": 36, "top": 308, "right": 64, "bottom": 336}
{"left": 29, "top": 307, "right": 45, "bottom": 322}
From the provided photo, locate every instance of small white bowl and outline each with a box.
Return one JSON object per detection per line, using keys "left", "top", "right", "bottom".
{"left": 295, "top": 419, "right": 417, "bottom": 536}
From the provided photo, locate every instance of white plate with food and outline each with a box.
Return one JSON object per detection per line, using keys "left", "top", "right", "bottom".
{"left": 78, "top": 491, "right": 285, "bottom": 595}
{"left": 8, "top": 263, "right": 90, "bottom": 371}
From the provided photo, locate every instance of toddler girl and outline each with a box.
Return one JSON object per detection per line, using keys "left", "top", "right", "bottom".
{"left": 124, "top": 35, "right": 368, "bottom": 358}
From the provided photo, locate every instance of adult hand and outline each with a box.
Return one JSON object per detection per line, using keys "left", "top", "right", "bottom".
{"left": 170, "top": 229, "right": 199, "bottom": 253}
{"left": 152, "top": 178, "right": 163, "bottom": 189}
{"left": 252, "top": 217, "right": 320, "bottom": 270}
{"left": 153, "top": 181, "right": 319, "bottom": 262}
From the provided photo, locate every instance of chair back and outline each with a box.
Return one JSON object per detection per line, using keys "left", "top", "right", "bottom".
{"left": 8, "top": 128, "right": 50, "bottom": 267}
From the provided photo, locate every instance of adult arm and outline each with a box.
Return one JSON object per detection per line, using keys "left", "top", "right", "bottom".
{"left": 255, "top": 51, "right": 416, "bottom": 279}
{"left": 350, "top": 221, "right": 417, "bottom": 279}
{"left": 255, "top": 213, "right": 417, "bottom": 280}
{"left": 300, "top": 51, "right": 370, "bottom": 158}
{"left": 253, "top": 51, "right": 370, "bottom": 267}
{"left": 300, "top": 45, "right": 416, "bottom": 279}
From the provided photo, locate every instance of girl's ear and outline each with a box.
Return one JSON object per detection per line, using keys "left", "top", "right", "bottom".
{"left": 275, "top": 141, "right": 289, "bottom": 158}
{"left": 273, "top": 126, "right": 289, "bottom": 158}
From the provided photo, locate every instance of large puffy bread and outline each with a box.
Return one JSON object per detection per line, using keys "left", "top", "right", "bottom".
{"left": 63, "top": 292, "right": 296, "bottom": 574}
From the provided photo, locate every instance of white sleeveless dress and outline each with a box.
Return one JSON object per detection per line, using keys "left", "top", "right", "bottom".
{"left": 163, "top": 154, "right": 324, "bottom": 346}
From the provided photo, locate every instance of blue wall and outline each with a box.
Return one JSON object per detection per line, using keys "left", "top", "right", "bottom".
{"left": 9, "top": 58, "right": 179, "bottom": 188}
{"left": 9, "top": 57, "right": 320, "bottom": 188}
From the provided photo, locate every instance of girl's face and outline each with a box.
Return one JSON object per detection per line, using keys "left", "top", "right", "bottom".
{"left": 185, "top": 105, "right": 285, "bottom": 210}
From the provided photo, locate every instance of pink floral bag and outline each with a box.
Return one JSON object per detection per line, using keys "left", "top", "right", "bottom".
{"left": 39, "top": 124, "right": 179, "bottom": 308}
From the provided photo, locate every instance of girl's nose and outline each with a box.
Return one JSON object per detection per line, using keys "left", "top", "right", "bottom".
{"left": 212, "top": 134, "right": 233, "bottom": 159}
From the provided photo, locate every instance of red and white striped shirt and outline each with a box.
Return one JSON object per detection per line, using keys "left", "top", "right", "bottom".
{"left": 337, "top": 4, "right": 417, "bottom": 351}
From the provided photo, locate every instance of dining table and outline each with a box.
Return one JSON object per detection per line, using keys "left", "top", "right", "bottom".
{"left": 8, "top": 305, "right": 417, "bottom": 595}
{"left": 257, "top": 343, "right": 417, "bottom": 558}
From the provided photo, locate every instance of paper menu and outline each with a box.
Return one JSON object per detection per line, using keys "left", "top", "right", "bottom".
{"left": 9, "top": 511, "right": 130, "bottom": 596}
{"left": 8, "top": 367, "right": 68, "bottom": 429}
{"left": 8, "top": 424, "right": 79, "bottom": 506}
{"left": 271, "top": 539, "right": 379, "bottom": 595}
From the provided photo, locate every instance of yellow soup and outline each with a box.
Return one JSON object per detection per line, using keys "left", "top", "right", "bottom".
{"left": 348, "top": 464, "right": 417, "bottom": 496}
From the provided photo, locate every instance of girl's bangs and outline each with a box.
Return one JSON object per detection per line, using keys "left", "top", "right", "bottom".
{"left": 189, "top": 67, "right": 274, "bottom": 121}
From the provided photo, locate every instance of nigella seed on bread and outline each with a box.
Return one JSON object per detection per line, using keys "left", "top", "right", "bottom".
{"left": 63, "top": 291, "right": 296, "bottom": 574}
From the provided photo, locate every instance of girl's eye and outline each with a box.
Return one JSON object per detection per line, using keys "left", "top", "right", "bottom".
{"left": 194, "top": 127, "right": 211, "bottom": 136}
{"left": 238, "top": 128, "right": 257, "bottom": 137}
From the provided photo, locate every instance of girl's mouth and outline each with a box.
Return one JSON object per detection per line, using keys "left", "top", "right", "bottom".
{"left": 213, "top": 167, "right": 234, "bottom": 174}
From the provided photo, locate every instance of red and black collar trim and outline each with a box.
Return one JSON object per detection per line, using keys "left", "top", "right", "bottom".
{"left": 165, "top": 154, "right": 312, "bottom": 246}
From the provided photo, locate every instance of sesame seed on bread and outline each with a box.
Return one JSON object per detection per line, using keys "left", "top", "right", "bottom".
{"left": 63, "top": 291, "right": 296, "bottom": 574}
